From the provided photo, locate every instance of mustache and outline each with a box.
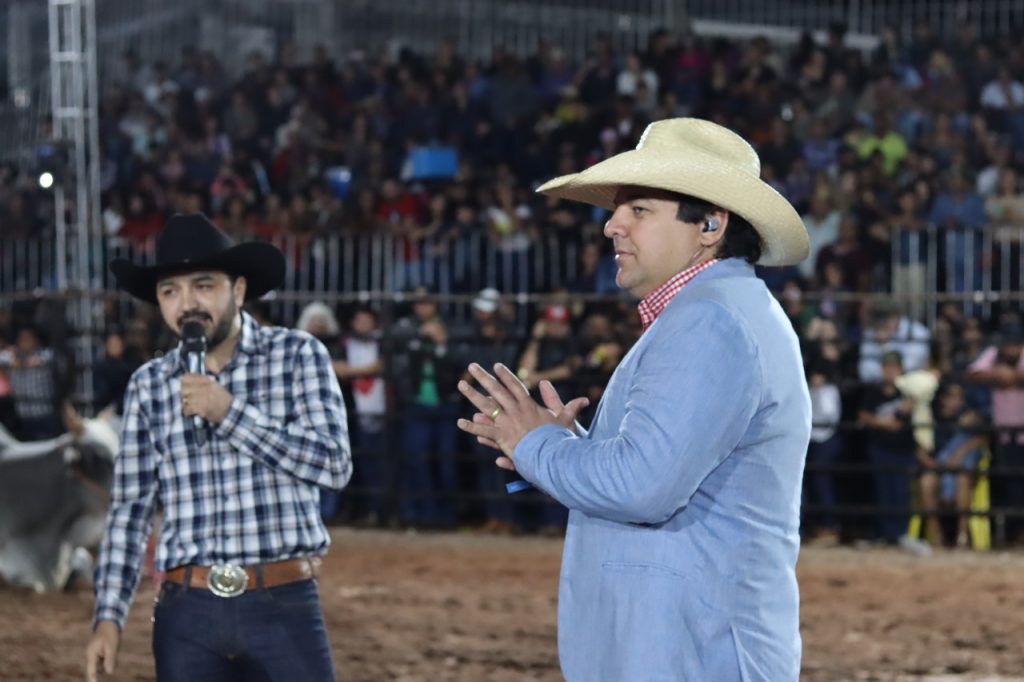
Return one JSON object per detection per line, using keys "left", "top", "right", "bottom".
{"left": 178, "top": 312, "right": 212, "bottom": 328}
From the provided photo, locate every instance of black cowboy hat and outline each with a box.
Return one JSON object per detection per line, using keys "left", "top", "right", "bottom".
{"left": 109, "top": 213, "right": 285, "bottom": 304}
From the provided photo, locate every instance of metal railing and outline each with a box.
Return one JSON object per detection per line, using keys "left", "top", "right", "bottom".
{"left": 0, "top": 232, "right": 595, "bottom": 404}
{"left": 890, "top": 222, "right": 1024, "bottom": 325}
{"left": 7, "top": 220, "right": 1024, "bottom": 302}
{"left": 6, "top": 220, "right": 1024, "bottom": 424}
{"left": 11, "top": 0, "right": 1024, "bottom": 104}
{"left": 679, "top": 0, "right": 1024, "bottom": 40}
{"left": 1, "top": 230, "right": 586, "bottom": 317}
{"left": 3, "top": 287, "right": 1024, "bottom": 545}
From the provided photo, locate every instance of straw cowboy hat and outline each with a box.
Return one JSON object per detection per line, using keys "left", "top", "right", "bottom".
{"left": 109, "top": 213, "right": 286, "bottom": 304}
{"left": 536, "top": 117, "right": 809, "bottom": 266}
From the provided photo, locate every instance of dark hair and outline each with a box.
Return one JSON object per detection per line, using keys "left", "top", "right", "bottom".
{"left": 881, "top": 350, "right": 903, "bottom": 367}
{"left": 716, "top": 216, "right": 764, "bottom": 264}
{"left": 931, "top": 379, "right": 970, "bottom": 419}
{"left": 351, "top": 306, "right": 379, "bottom": 321}
{"left": 672, "top": 192, "right": 764, "bottom": 264}
{"left": 16, "top": 324, "right": 45, "bottom": 345}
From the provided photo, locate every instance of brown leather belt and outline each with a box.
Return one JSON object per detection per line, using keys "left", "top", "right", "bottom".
{"left": 164, "top": 557, "right": 320, "bottom": 596}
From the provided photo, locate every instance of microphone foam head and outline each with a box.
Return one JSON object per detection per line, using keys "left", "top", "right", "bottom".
{"left": 182, "top": 320, "right": 206, "bottom": 343}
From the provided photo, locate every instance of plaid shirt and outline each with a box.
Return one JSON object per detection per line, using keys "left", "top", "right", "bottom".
{"left": 93, "top": 312, "right": 351, "bottom": 628}
{"left": 637, "top": 259, "right": 720, "bottom": 331}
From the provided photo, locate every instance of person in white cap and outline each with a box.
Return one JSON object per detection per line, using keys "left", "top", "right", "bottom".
{"left": 456, "top": 117, "right": 812, "bottom": 681}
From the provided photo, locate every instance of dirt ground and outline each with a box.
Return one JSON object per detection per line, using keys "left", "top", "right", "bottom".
{"left": 2, "top": 528, "right": 1024, "bottom": 682}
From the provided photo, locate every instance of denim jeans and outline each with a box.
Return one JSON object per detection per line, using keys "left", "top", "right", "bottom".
{"left": 152, "top": 578, "right": 336, "bottom": 682}
{"left": 473, "top": 438, "right": 518, "bottom": 525}
{"left": 400, "top": 403, "right": 460, "bottom": 526}
{"left": 319, "top": 489, "right": 342, "bottom": 521}
{"left": 806, "top": 433, "right": 843, "bottom": 531}
{"left": 995, "top": 440, "right": 1024, "bottom": 541}
{"left": 868, "top": 444, "right": 915, "bottom": 543}
{"left": 350, "top": 428, "right": 387, "bottom": 518}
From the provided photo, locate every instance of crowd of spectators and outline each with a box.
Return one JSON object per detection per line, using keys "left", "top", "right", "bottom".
{"left": 4, "top": 19, "right": 1024, "bottom": 547}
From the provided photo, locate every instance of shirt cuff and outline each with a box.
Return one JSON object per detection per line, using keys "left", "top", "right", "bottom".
{"left": 93, "top": 604, "right": 127, "bottom": 631}
{"left": 216, "top": 396, "right": 253, "bottom": 438}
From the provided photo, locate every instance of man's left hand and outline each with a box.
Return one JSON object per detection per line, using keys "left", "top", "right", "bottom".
{"left": 181, "top": 374, "right": 233, "bottom": 424}
{"left": 457, "top": 363, "right": 588, "bottom": 463}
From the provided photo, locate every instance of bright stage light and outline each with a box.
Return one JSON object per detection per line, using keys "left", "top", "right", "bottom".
{"left": 38, "top": 171, "right": 54, "bottom": 189}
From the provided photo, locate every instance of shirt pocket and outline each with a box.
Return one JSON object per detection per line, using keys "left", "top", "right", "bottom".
{"left": 236, "top": 371, "right": 291, "bottom": 421}
{"left": 600, "top": 560, "right": 734, "bottom": 634}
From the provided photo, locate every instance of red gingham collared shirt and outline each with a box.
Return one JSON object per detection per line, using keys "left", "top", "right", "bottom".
{"left": 637, "top": 259, "right": 720, "bottom": 332}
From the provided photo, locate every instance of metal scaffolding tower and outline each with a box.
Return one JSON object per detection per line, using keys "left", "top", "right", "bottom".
{"left": 48, "top": 0, "right": 101, "bottom": 413}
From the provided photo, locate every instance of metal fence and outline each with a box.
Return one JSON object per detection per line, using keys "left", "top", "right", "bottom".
{"left": 680, "top": 0, "right": 1024, "bottom": 40}
{"left": 8, "top": 221, "right": 1024, "bottom": 314}
{"left": 88, "top": 0, "right": 677, "bottom": 85}
{"left": 0, "top": 230, "right": 591, "bottom": 328}
{"left": 9, "top": 0, "right": 1024, "bottom": 100}
{"left": 5, "top": 286, "right": 1018, "bottom": 546}
{"left": 5, "top": 253, "right": 1024, "bottom": 545}
{"left": 891, "top": 222, "right": 1024, "bottom": 325}
{"left": 83, "top": 0, "right": 1024, "bottom": 85}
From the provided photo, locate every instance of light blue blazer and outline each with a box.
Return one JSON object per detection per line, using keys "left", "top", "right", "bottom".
{"left": 515, "top": 259, "right": 811, "bottom": 681}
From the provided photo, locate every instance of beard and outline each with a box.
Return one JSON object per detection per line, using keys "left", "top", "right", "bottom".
{"left": 178, "top": 297, "right": 238, "bottom": 351}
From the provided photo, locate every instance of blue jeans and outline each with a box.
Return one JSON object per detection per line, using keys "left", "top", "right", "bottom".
{"left": 152, "top": 579, "right": 336, "bottom": 682}
{"left": 935, "top": 432, "right": 982, "bottom": 500}
{"left": 350, "top": 427, "right": 387, "bottom": 519}
{"left": 806, "top": 433, "right": 843, "bottom": 531}
{"left": 995, "top": 440, "right": 1024, "bottom": 541}
{"left": 319, "top": 489, "right": 341, "bottom": 521}
{"left": 319, "top": 427, "right": 388, "bottom": 521}
{"left": 400, "top": 404, "right": 460, "bottom": 526}
{"left": 868, "top": 444, "right": 915, "bottom": 543}
{"left": 473, "top": 438, "right": 518, "bottom": 525}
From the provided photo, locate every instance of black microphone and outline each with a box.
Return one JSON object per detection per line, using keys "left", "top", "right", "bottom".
{"left": 181, "top": 320, "right": 207, "bottom": 446}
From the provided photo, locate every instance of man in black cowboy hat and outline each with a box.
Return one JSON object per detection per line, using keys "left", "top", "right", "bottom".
{"left": 85, "top": 214, "right": 351, "bottom": 682}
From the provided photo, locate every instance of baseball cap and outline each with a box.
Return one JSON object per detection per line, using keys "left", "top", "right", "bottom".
{"left": 472, "top": 288, "right": 501, "bottom": 314}
{"left": 543, "top": 304, "right": 571, "bottom": 323}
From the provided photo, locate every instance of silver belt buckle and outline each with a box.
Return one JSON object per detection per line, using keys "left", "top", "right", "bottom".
{"left": 207, "top": 563, "right": 249, "bottom": 597}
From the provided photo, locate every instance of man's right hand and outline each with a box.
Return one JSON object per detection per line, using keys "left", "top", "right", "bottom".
{"left": 85, "top": 621, "right": 120, "bottom": 682}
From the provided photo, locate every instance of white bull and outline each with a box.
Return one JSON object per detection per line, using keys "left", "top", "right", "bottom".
{"left": 0, "top": 413, "right": 118, "bottom": 592}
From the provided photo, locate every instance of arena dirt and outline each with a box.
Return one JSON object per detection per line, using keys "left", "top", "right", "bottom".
{"left": 2, "top": 528, "right": 1023, "bottom": 681}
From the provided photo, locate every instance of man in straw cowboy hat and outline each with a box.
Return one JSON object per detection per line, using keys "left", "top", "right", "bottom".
{"left": 457, "top": 118, "right": 812, "bottom": 680}
{"left": 85, "top": 214, "right": 351, "bottom": 682}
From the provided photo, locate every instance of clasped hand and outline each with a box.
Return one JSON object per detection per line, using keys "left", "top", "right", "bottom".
{"left": 457, "top": 363, "right": 588, "bottom": 471}
{"left": 181, "top": 373, "right": 234, "bottom": 424}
